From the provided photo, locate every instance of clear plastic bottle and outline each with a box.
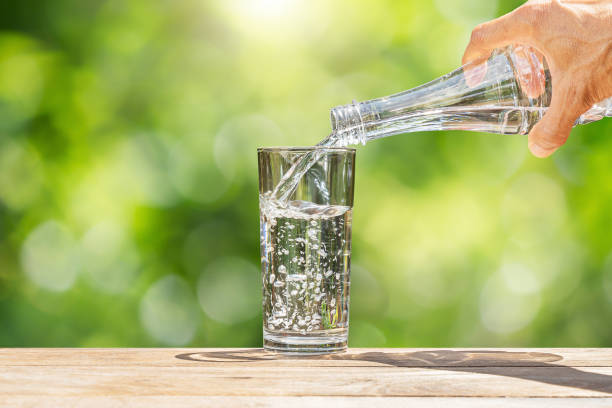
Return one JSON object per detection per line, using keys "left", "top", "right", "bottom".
{"left": 330, "top": 45, "right": 612, "bottom": 146}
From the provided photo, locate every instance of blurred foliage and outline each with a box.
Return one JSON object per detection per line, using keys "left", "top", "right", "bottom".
{"left": 1, "top": 0, "right": 612, "bottom": 348}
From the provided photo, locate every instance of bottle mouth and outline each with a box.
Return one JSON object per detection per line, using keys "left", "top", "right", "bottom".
{"left": 329, "top": 106, "right": 342, "bottom": 131}
{"left": 330, "top": 102, "right": 359, "bottom": 131}
{"left": 329, "top": 102, "right": 366, "bottom": 145}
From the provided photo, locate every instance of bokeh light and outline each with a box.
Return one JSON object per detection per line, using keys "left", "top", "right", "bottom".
{"left": 81, "top": 220, "right": 141, "bottom": 294}
{"left": 20, "top": 221, "right": 80, "bottom": 292}
{"left": 198, "top": 257, "right": 260, "bottom": 325}
{"left": 214, "top": 114, "right": 284, "bottom": 181}
{"left": 480, "top": 269, "right": 541, "bottom": 334}
{"left": 0, "top": 140, "right": 44, "bottom": 210}
{"left": 1, "top": 0, "right": 611, "bottom": 348}
{"left": 0, "top": 34, "right": 47, "bottom": 130}
{"left": 140, "top": 275, "right": 200, "bottom": 346}
{"left": 499, "top": 262, "right": 539, "bottom": 295}
{"left": 167, "top": 137, "right": 231, "bottom": 204}
{"left": 501, "top": 173, "right": 567, "bottom": 247}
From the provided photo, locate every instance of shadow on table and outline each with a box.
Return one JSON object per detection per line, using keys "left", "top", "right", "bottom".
{"left": 176, "top": 349, "right": 612, "bottom": 395}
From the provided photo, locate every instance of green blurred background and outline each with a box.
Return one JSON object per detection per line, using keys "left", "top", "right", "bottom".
{"left": 1, "top": 0, "right": 611, "bottom": 348}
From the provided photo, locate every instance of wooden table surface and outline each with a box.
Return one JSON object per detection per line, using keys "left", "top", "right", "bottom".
{"left": 2, "top": 348, "right": 612, "bottom": 407}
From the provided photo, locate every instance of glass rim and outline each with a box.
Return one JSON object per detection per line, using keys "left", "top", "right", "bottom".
{"left": 257, "top": 146, "right": 356, "bottom": 153}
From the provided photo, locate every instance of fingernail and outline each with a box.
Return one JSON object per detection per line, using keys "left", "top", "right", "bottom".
{"left": 529, "top": 142, "right": 553, "bottom": 158}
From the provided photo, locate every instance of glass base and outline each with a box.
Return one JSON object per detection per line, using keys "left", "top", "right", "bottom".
{"left": 263, "top": 328, "right": 348, "bottom": 354}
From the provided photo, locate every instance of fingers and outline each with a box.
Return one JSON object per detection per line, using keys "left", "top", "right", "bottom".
{"left": 528, "top": 84, "right": 587, "bottom": 158}
{"left": 462, "top": 6, "right": 535, "bottom": 89}
{"left": 513, "top": 46, "right": 547, "bottom": 99}
{"left": 529, "top": 49, "right": 546, "bottom": 98}
{"left": 462, "top": 8, "right": 532, "bottom": 66}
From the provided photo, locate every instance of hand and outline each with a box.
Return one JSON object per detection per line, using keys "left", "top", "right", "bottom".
{"left": 462, "top": 0, "right": 612, "bottom": 158}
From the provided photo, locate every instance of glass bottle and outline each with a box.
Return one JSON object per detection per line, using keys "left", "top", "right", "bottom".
{"left": 330, "top": 45, "right": 612, "bottom": 146}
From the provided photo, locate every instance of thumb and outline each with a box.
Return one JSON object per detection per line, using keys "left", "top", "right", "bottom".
{"left": 527, "top": 86, "right": 586, "bottom": 158}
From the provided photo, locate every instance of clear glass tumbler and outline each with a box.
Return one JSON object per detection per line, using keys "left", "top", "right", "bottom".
{"left": 258, "top": 147, "right": 355, "bottom": 353}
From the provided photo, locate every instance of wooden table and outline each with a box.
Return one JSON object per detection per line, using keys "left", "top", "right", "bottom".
{"left": 2, "top": 348, "right": 612, "bottom": 407}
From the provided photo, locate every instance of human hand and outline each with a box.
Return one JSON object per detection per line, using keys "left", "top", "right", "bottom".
{"left": 462, "top": 0, "right": 612, "bottom": 157}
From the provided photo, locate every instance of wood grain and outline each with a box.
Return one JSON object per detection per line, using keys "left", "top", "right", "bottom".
{"left": 4, "top": 397, "right": 612, "bottom": 408}
{"left": 1, "top": 348, "right": 611, "bottom": 407}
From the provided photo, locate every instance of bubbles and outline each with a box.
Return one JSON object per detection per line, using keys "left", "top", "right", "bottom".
{"left": 139, "top": 275, "right": 200, "bottom": 345}
{"left": 198, "top": 257, "right": 260, "bottom": 324}
{"left": 20, "top": 220, "right": 80, "bottom": 292}
{"left": 81, "top": 220, "right": 140, "bottom": 294}
{"left": 480, "top": 272, "right": 540, "bottom": 334}
{"left": 287, "top": 274, "right": 306, "bottom": 281}
{"left": 501, "top": 173, "right": 567, "bottom": 247}
{"left": 261, "top": 198, "right": 351, "bottom": 335}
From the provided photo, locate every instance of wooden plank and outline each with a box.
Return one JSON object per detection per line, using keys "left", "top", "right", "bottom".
{"left": 1, "top": 348, "right": 612, "bottom": 404}
{"left": 4, "top": 397, "right": 612, "bottom": 408}
{"left": 1, "top": 348, "right": 612, "bottom": 367}
{"left": 1, "top": 365, "right": 612, "bottom": 397}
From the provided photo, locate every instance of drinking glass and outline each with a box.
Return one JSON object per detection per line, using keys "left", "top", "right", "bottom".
{"left": 258, "top": 147, "right": 356, "bottom": 353}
